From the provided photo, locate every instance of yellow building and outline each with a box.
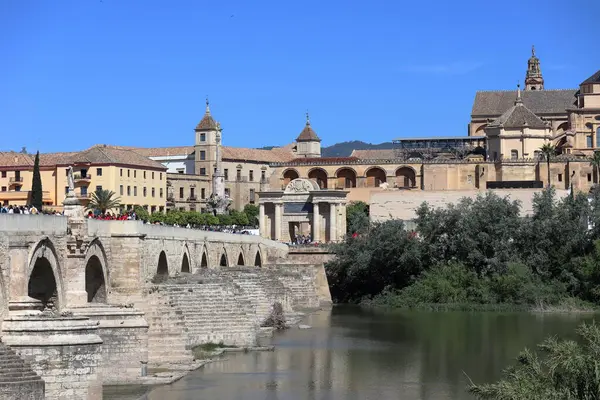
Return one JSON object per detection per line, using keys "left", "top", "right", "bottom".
{"left": 0, "top": 145, "right": 167, "bottom": 212}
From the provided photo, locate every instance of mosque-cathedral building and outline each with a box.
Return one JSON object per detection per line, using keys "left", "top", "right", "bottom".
{"left": 1, "top": 47, "right": 599, "bottom": 213}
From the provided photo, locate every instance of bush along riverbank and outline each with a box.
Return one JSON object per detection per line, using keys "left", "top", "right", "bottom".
{"left": 326, "top": 188, "right": 600, "bottom": 312}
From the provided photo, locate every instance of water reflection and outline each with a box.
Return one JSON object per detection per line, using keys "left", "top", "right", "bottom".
{"left": 132, "top": 306, "right": 595, "bottom": 400}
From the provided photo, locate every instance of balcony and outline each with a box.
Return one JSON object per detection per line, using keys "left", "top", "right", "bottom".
{"left": 76, "top": 193, "right": 90, "bottom": 200}
{"left": 9, "top": 177, "right": 23, "bottom": 186}
{"left": 73, "top": 173, "right": 92, "bottom": 183}
{"left": 188, "top": 195, "right": 198, "bottom": 201}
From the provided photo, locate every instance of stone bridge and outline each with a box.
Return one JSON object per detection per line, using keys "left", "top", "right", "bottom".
{"left": 0, "top": 214, "right": 331, "bottom": 400}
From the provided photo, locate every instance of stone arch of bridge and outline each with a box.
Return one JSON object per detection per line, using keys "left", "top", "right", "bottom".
{"left": 219, "top": 247, "right": 229, "bottom": 267}
{"left": 27, "top": 238, "right": 65, "bottom": 311}
{"left": 157, "top": 250, "right": 169, "bottom": 277}
{"left": 199, "top": 243, "right": 209, "bottom": 269}
{"left": 254, "top": 248, "right": 263, "bottom": 267}
{"left": 237, "top": 251, "right": 245, "bottom": 266}
{"left": 181, "top": 243, "right": 192, "bottom": 273}
{"left": 84, "top": 239, "right": 109, "bottom": 303}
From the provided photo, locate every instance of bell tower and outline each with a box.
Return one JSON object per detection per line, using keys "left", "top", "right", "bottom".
{"left": 194, "top": 98, "right": 219, "bottom": 180}
{"left": 525, "top": 45, "right": 544, "bottom": 91}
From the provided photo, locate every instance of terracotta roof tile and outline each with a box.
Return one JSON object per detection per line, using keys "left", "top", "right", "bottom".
{"left": 472, "top": 89, "right": 577, "bottom": 116}
{"left": 195, "top": 103, "right": 218, "bottom": 131}
{"left": 296, "top": 121, "right": 321, "bottom": 142}
{"left": 37, "top": 146, "right": 167, "bottom": 170}
{"left": 130, "top": 146, "right": 194, "bottom": 158}
{"left": 222, "top": 146, "right": 295, "bottom": 163}
{"left": 488, "top": 99, "right": 548, "bottom": 129}
{"left": 286, "top": 157, "right": 359, "bottom": 164}
{"left": 350, "top": 149, "right": 396, "bottom": 159}
{"left": 0, "top": 152, "right": 34, "bottom": 168}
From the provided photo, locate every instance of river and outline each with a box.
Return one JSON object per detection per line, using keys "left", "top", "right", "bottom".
{"left": 105, "top": 306, "right": 596, "bottom": 400}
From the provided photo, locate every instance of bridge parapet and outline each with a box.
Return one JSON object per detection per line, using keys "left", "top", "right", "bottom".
{"left": 0, "top": 214, "right": 67, "bottom": 234}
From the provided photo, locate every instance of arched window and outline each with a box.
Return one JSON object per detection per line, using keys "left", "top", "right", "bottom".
{"left": 511, "top": 150, "right": 518, "bottom": 160}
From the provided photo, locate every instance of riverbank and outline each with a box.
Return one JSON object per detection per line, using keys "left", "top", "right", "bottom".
{"left": 361, "top": 292, "right": 598, "bottom": 313}
{"left": 103, "top": 308, "right": 320, "bottom": 400}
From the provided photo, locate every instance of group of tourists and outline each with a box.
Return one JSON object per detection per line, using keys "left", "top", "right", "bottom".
{"left": 291, "top": 234, "right": 314, "bottom": 245}
{"left": 86, "top": 210, "right": 139, "bottom": 221}
{"left": 0, "top": 204, "right": 41, "bottom": 214}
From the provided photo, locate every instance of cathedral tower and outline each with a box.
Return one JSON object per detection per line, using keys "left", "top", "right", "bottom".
{"left": 295, "top": 112, "right": 321, "bottom": 158}
{"left": 525, "top": 45, "right": 544, "bottom": 91}
{"left": 194, "top": 98, "right": 219, "bottom": 180}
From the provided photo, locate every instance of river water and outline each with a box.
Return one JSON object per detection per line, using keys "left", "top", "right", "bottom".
{"left": 106, "top": 306, "right": 596, "bottom": 400}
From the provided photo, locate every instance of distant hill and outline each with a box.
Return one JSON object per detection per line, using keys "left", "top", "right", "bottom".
{"left": 322, "top": 141, "right": 394, "bottom": 157}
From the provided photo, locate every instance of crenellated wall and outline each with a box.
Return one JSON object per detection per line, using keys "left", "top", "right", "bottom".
{"left": 0, "top": 214, "right": 330, "bottom": 397}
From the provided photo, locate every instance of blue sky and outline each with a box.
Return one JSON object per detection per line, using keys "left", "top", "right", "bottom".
{"left": 1, "top": 0, "right": 599, "bottom": 153}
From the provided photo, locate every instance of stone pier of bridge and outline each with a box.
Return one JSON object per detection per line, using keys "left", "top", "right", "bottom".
{"left": 0, "top": 214, "right": 332, "bottom": 399}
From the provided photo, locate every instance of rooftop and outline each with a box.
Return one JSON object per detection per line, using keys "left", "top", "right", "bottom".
{"left": 472, "top": 89, "right": 577, "bottom": 116}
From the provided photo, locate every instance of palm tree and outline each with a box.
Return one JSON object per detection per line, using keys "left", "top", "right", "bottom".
{"left": 539, "top": 143, "right": 556, "bottom": 187}
{"left": 590, "top": 151, "right": 600, "bottom": 184}
{"left": 87, "top": 189, "right": 121, "bottom": 214}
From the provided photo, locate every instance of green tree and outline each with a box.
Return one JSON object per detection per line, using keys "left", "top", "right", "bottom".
{"left": 590, "top": 151, "right": 600, "bottom": 184}
{"left": 133, "top": 206, "right": 150, "bottom": 222}
{"left": 204, "top": 214, "right": 219, "bottom": 226}
{"left": 243, "top": 204, "right": 259, "bottom": 225}
{"left": 218, "top": 213, "right": 233, "bottom": 226}
{"left": 230, "top": 209, "right": 249, "bottom": 226}
{"left": 539, "top": 143, "right": 556, "bottom": 187}
{"left": 30, "top": 151, "right": 43, "bottom": 210}
{"left": 469, "top": 323, "right": 600, "bottom": 400}
{"left": 346, "top": 201, "right": 370, "bottom": 234}
{"left": 87, "top": 189, "right": 121, "bottom": 213}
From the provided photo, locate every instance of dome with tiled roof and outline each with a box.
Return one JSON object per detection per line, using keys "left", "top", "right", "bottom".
{"left": 296, "top": 113, "right": 321, "bottom": 142}
{"left": 195, "top": 99, "right": 218, "bottom": 131}
{"left": 488, "top": 87, "right": 548, "bottom": 129}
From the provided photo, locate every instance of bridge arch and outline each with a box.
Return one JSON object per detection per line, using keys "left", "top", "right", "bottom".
{"left": 237, "top": 251, "right": 245, "bottom": 266}
{"left": 219, "top": 251, "right": 228, "bottom": 267}
{"left": 27, "top": 238, "right": 65, "bottom": 310}
{"left": 84, "top": 239, "right": 109, "bottom": 303}
{"left": 254, "top": 250, "right": 262, "bottom": 267}
{"left": 157, "top": 251, "right": 169, "bottom": 277}
{"left": 181, "top": 244, "right": 191, "bottom": 273}
{"left": 199, "top": 244, "right": 209, "bottom": 270}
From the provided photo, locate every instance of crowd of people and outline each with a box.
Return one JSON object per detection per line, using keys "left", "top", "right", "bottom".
{"left": 1, "top": 204, "right": 39, "bottom": 214}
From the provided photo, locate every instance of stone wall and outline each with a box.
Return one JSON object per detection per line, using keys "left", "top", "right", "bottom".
{"left": 0, "top": 342, "right": 44, "bottom": 400}
{"left": 370, "top": 189, "right": 571, "bottom": 222}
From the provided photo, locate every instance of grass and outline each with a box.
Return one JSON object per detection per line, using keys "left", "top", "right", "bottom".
{"left": 191, "top": 342, "right": 236, "bottom": 360}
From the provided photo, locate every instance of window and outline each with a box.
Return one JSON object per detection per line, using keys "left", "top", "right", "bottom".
{"left": 95, "top": 185, "right": 102, "bottom": 193}
{"left": 151, "top": 206, "right": 157, "bottom": 213}
{"left": 200, "top": 151, "right": 206, "bottom": 160}
{"left": 134, "top": 186, "right": 137, "bottom": 196}
{"left": 510, "top": 150, "right": 518, "bottom": 160}
{"left": 588, "top": 173, "right": 592, "bottom": 182}
{"left": 236, "top": 169, "right": 241, "bottom": 180}
{"left": 127, "top": 186, "right": 131, "bottom": 196}
{"left": 261, "top": 170, "right": 266, "bottom": 181}
{"left": 190, "top": 188, "right": 195, "bottom": 199}
{"left": 127, "top": 169, "right": 130, "bottom": 178}
{"left": 96, "top": 168, "right": 102, "bottom": 176}
{"left": 143, "top": 171, "right": 146, "bottom": 179}
{"left": 81, "top": 186, "right": 87, "bottom": 196}
{"left": 159, "top": 188, "right": 163, "bottom": 198}
{"left": 179, "top": 187, "right": 184, "bottom": 199}
{"left": 120, "top": 185, "right": 123, "bottom": 195}
{"left": 66, "top": 169, "right": 69, "bottom": 177}
{"left": 225, "top": 188, "right": 230, "bottom": 197}
{"left": 588, "top": 136, "right": 593, "bottom": 148}
{"left": 249, "top": 170, "right": 254, "bottom": 181}
{"left": 597, "top": 127, "right": 600, "bottom": 148}
{"left": 200, "top": 133, "right": 206, "bottom": 142}
{"left": 558, "top": 174, "right": 563, "bottom": 182}
{"left": 14, "top": 186, "right": 20, "bottom": 192}
{"left": 120, "top": 169, "right": 123, "bottom": 177}
{"left": 152, "top": 172, "right": 155, "bottom": 179}
{"left": 534, "top": 150, "right": 541, "bottom": 159}
{"left": 224, "top": 169, "right": 229, "bottom": 180}
{"left": 1, "top": 171, "right": 6, "bottom": 178}
{"left": 201, "top": 188, "right": 205, "bottom": 199}
{"left": 249, "top": 189, "right": 255, "bottom": 204}
{"left": 134, "top": 170, "right": 137, "bottom": 178}
{"left": 143, "top": 187, "right": 147, "bottom": 197}
{"left": 159, "top": 206, "right": 164, "bottom": 212}
{"left": 200, "top": 168, "right": 206, "bottom": 175}
{"left": 0, "top": 186, "right": 5, "bottom": 192}
{"left": 160, "top": 173, "right": 162, "bottom": 180}
{"left": 152, "top": 188, "right": 155, "bottom": 197}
